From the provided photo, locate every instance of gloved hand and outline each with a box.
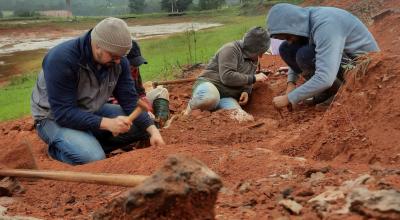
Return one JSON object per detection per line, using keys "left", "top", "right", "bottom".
{"left": 239, "top": 92, "right": 249, "bottom": 106}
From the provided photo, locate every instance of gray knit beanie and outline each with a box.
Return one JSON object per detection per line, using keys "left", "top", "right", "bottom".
{"left": 242, "top": 26, "right": 271, "bottom": 55}
{"left": 91, "top": 17, "right": 132, "bottom": 56}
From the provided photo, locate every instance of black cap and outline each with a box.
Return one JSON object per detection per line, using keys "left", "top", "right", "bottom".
{"left": 127, "top": 40, "right": 148, "bottom": 67}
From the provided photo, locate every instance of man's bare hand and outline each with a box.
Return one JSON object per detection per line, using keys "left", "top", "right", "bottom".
{"left": 100, "top": 116, "right": 132, "bottom": 136}
{"left": 147, "top": 125, "right": 166, "bottom": 146}
{"left": 273, "top": 95, "right": 290, "bottom": 109}
{"left": 239, "top": 92, "right": 249, "bottom": 106}
{"left": 255, "top": 73, "right": 268, "bottom": 82}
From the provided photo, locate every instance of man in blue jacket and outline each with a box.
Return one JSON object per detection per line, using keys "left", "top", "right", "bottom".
{"left": 31, "top": 17, "right": 165, "bottom": 165}
{"left": 266, "top": 3, "right": 379, "bottom": 109}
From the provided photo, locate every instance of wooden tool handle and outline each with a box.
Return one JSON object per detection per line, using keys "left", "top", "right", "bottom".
{"left": 152, "top": 78, "right": 196, "bottom": 88}
{"left": 128, "top": 107, "right": 143, "bottom": 123}
{"left": 0, "top": 169, "right": 148, "bottom": 187}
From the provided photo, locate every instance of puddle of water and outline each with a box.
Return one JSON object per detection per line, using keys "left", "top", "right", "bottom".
{"left": 0, "top": 50, "right": 47, "bottom": 84}
{"left": 129, "top": 22, "right": 222, "bottom": 38}
{"left": 0, "top": 37, "right": 75, "bottom": 54}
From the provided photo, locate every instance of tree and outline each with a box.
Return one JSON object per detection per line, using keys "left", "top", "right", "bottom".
{"left": 66, "top": 0, "right": 71, "bottom": 11}
{"left": 176, "top": 0, "right": 192, "bottom": 11}
{"left": 129, "top": 0, "right": 146, "bottom": 13}
{"left": 198, "top": 0, "right": 225, "bottom": 10}
{"left": 161, "top": 0, "right": 192, "bottom": 12}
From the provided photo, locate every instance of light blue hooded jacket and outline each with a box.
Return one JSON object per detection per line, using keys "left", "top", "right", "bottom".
{"left": 267, "top": 3, "right": 379, "bottom": 104}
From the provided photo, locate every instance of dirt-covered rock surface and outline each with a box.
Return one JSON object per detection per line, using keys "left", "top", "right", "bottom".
{"left": 1, "top": 0, "right": 400, "bottom": 219}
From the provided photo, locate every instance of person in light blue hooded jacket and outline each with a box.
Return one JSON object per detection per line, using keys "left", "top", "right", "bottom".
{"left": 266, "top": 3, "right": 379, "bottom": 109}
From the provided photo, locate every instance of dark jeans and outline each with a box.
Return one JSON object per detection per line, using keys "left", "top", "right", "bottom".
{"left": 36, "top": 104, "right": 149, "bottom": 165}
{"left": 279, "top": 41, "right": 345, "bottom": 104}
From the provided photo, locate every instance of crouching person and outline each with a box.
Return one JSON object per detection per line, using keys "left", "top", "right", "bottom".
{"left": 31, "top": 17, "right": 165, "bottom": 165}
{"left": 185, "top": 26, "right": 270, "bottom": 116}
{"left": 267, "top": 4, "right": 379, "bottom": 109}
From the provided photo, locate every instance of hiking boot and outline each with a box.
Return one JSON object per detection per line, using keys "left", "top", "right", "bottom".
{"left": 153, "top": 98, "right": 170, "bottom": 128}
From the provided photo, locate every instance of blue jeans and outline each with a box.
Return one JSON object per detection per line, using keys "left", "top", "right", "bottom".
{"left": 35, "top": 104, "right": 148, "bottom": 165}
{"left": 189, "top": 81, "right": 242, "bottom": 111}
{"left": 279, "top": 41, "right": 345, "bottom": 103}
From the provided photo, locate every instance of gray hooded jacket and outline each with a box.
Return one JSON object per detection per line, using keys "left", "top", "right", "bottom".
{"left": 267, "top": 4, "right": 379, "bottom": 104}
{"left": 199, "top": 26, "right": 270, "bottom": 99}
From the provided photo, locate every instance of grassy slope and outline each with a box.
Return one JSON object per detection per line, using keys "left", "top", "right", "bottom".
{"left": 0, "top": 73, "right": 37, "bottom": 121}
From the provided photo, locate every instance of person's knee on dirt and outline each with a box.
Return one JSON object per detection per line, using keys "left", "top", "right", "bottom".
{"left": 217, "top": 97, "right": 242, "bottom": 110}
{"left": 267, "top": 3, "right": 379, "bottom": 110}
{"left": 189, "top": 81, "right": 221, "bottom": 111}
{"left": 185, "top": 26, "right": 271, "bottom": 116}
{"left": 31, "top": 17, "right": 165, "bottom": 165}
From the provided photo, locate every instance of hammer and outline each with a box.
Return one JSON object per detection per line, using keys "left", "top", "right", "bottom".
{"left": 111, "top": 99, "right": 150, "bottom": 136}
{"left": 127, "top": 99, "right": 150, "bottom": 122}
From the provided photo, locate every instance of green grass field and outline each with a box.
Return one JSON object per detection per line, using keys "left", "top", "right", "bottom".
{"left": 0, "top": 73, "right": 37, "bottom": 121}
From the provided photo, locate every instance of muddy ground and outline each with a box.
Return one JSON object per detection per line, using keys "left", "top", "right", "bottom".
{"left": 1, "top": 0, "right": 400, "bottom": 219}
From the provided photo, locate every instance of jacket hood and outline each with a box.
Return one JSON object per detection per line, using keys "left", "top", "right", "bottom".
{"left": 242, "top": 26, "right": 270, "bottom": 55}
{"left": 266, "top": 3, "right": 310, "bottom": 38}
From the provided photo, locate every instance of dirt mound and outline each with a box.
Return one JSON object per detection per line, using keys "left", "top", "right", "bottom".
{"left": 280, "top": 53, "right": 400, "bottom": 163}
{"left": 244, "top": 55, "right": 287, "bottom": 118}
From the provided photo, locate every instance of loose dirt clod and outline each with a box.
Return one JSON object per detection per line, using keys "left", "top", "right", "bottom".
{"left": 0, "top": 141, "right": 37, "bottom": 170}
{"left": 93, "top": 155, "right": 222, "bottom": 220}
{"left": 0, "top": 177, "right": 24, "bottom": 197}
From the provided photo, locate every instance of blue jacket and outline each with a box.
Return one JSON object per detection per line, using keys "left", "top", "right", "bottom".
{"left": 267, "top": 4, "right": 379, "bottom": 104}
{"left": 31, "top": 31, "right": 153, "bottom": 131}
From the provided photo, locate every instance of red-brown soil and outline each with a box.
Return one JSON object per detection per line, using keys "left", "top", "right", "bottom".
{"left": 1, "top": 0, "right": 400, "bottom": 219}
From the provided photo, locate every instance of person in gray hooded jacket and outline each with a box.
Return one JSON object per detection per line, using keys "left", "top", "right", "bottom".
{"left": 184, "top": 26, "right": 270, "bottom": 115}
{"left": 266, "top": 3, "right": 379, "bottom": 109}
